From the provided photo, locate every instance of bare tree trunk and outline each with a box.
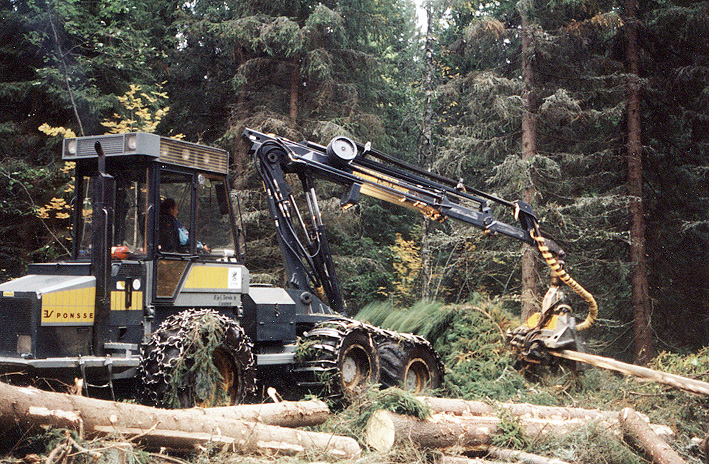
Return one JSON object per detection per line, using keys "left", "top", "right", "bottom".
{"left": 198, "top": 399, "right": 330, "bottom": 427}
{"left": 625, "top": 0, "right": 653, "bottom": 365}
{"left": 419, "top": 396, "right": 615, "bottom": 421}
{"left": 289, "top": 59, "right": 300, "bottom": 126}
{"left": 488, "top": 446, "right": 573, "bottom": 464}
{"left": 365, "top": 409, "right": 612, "bottom": 453}
{"left": 518, "top": 2, "right": 539, "bottom": 322}
{"left": 552, "top": 349, "right": 709, "bottom": 396}
{"left": 619, "top": 408, "right": 685, "bottom": 464}
{"left": 419, "top": 5, "right": 436, "bottom": 300}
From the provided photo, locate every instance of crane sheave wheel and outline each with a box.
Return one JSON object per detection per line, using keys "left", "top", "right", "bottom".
{"left": 139, "top": 309, "right": 256, "bottom": 408}
{"left": 337, "top": 330, "right": 380, "bottom": 397}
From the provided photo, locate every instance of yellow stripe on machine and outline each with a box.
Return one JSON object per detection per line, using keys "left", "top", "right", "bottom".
{"left": 110, "top": 291, "right": 144, "bottom": 311}
{"left": 41, "top": 286, "right": 96, "bottom": 326}
{"left": 184, "top": 265, "right": 228, "bottom": 289}
{"left": 183, "top": 265, "right": 231, "bottom": 290}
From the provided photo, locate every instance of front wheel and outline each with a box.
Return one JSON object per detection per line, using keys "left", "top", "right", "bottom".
{"left": 139, "top": 309, "right": 256, "bottom": 408}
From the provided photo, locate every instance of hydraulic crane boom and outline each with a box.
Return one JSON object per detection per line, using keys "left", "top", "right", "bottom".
{"left": 244, "top": 128, "right": 597, "bottom": 364}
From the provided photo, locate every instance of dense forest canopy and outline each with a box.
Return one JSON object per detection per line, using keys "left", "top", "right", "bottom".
{"left": 1, "top": 0, "right": 708, "bottom": 363}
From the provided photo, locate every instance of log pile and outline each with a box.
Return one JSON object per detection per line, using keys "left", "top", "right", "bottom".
{"left": 365, "top": 396, "right": 683, "bottom": 464}
{"left": 0, "top": 380, "right": 691, "bottom": 464}
{"left": 0, "top": 381, "right": 360, "bottom": 459}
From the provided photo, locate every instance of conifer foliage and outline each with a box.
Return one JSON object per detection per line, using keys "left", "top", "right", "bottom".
{"left": 0, "top": 0, "right": 708, "bottom": 357}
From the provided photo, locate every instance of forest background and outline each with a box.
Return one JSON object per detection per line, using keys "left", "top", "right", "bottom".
{"left": 1, "top": 0, "right": 708, "bottom": 366}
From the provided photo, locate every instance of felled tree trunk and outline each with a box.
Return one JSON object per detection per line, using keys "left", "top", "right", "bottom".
{"left": 365, "top": 410, "right": 585, "bottom": 452}
{"left": 198, "top": 399, "right": 330, "bottom": 427}
{"left": 619, "top": 408, "right": 685, "bottom": 464}
{"left": 440, "top": 449, "right": 572, "bottom": 464}
{"left": 419, "top": 396, "right": 673, "bottom": 442}
{"left": 365, "top": 410, "right": 494, "bottom": 452}
{"left": 0, "top": 382, "right": 359, "bottom": 458}
{"left": 553, "top": 350, "right": 709, "bottom": 396}
{"left": 419, "top": 396, "right": 614, "bottom": 421}
{"left": 487, "top": 446, "right": 572, "bottom": 464}
{"left": 439, "top": 456, "right": 508, "bottom": 464}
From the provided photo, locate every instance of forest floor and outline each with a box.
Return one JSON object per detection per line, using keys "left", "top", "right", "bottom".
{"left": 2, "top": 298, "right": 709, "bottom": 464}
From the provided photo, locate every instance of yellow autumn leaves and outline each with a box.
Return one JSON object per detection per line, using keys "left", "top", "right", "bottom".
{"left": 101, "top": 84, "right": 170, "bottom": 134}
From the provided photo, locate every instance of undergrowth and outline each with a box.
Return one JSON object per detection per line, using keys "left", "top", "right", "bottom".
{"left": 319, "top": 387, "right": 430, "bottom": 444}
{"left": 530, "top": 422, "right": 645, "bottom": 464}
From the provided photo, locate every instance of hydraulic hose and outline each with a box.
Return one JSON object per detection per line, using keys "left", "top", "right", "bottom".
{"left": 531, "top": 229, "right": 598, "bottom": 332}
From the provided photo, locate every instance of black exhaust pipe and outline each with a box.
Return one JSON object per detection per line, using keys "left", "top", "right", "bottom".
{"left": 91, "top": 141, "right": 115, "bottom": 356}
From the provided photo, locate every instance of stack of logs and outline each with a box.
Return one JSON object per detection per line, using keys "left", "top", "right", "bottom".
{"left": 366, "top": 397, "right": 687, "bottom": 464}
{"left": 0, "top": 381, "right": 360, "bottom": 459}
{"left": 0, "top": 381, "right": 690, "bottom": 464}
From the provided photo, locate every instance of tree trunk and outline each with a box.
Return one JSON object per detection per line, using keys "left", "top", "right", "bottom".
{"left": 0, "top": 382, "right": 359, "bottom": 458}
{"left": 518, "top": 2, "right": 539, "bottom": 322}
{"left": 553, "top": 349, "right": 709, "bottom": 396}
{"left": 419, "top": 396, "right": 614, "bottom": 421}
{"left": 365, "top": 410, "right": 493, "bottom": 452}
{"left": 488, "top": 446, "right": 573, "bottom": 464}
{"left": 197, "top": 399, "right": 330, "bottom": 427}
{"left": 289, "top": 59, "right": 300, "bottom": 126}
{"left": 439, "top": 456, "right": 509, "bottom": 464}
{"left": 419, "top": 5, "right": 436, "bottom": 300}
{"left": 619, "top": 408, "right": 685, "bottom": 464}
{"left": 365, "top": 409, "right": 604, "bottom": 453}
{"left": 626, "top": 0, "right": 653, "bottom": 365}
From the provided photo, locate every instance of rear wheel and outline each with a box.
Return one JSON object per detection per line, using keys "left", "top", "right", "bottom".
{"left": 294, "top": 320, "right": 381, "bottom": 401}
{"left": 337, "top": 330, "right": 380, "bottom": 396}
{"left": 401, "top": 345, "right": 443, "bottom": 392}
{"left": 378, "top": 341, "right": 443, "bottom": 394}
{"left": 139, "top": 309, "right": 256, "bottom": 408}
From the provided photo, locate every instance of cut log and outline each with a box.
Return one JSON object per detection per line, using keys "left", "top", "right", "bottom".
{"left": 419, "top": 397, "right": 614, "bottom": 421}
{"left": 365, "top": 410, "right": 494, "bottom": 452}
{"left": 553, "top": 350, "right": 709, "bottom": 397}
{"left": 0, "top": 382, "right": 359, "bottom": 459}
{"left": 419, "top": 396, "right": 674, "bottom": 442}
{"left": 619, "top": 408, "right": 685, "bottom": 464}
{"left": 440, "top": 449, "right": 572, "bottom": 464}
{"left": 197, "top": 399, "right": 330, "bottom": 427}
{"left": 364, "top": 410, "right": 588, "bottom": 453}
{"left": 488, "top": 446, "right": 572, "bottom": 464}
{"left": 439, "top": 456, "right": 508, "bottom": 464}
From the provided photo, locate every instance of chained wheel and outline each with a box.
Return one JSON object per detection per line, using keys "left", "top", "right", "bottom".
{"left": 139, "top": 309, "right": 256, "bottom": 408}
{"left": 337, "top": 330, "right": 380, "bottom": 397}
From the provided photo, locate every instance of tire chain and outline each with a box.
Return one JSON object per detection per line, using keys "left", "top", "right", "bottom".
{"left": 294, "top": 317, "right": 444, "bottom": 399}
{"left": 138, "top": 308, "right": 257, "bottom": 408}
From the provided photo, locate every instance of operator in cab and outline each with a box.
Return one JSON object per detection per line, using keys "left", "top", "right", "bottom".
{"left": 158, "top": 198, "right": 187, "bottom": 253}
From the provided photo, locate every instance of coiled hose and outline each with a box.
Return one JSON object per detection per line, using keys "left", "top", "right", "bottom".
{"left": 531, "top": 228, "right": 598, "bottom": 332}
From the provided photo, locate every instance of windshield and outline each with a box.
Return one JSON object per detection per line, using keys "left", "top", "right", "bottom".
{"left": 78, "top": 169, "right": 148, "bottom": 257}
{"left": 157, "top": 169, "right": 236, "bottom": 257}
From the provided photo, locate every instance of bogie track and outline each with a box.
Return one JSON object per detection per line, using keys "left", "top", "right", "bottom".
{"left": 294, "top": 319, "right": 444, "bottom": 401}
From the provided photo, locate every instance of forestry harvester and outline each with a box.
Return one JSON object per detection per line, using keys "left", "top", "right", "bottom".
{"left": 0, "top": 130, "right": 597, "bottom": 407}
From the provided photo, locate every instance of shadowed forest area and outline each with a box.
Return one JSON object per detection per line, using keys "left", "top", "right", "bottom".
{"left": 1, "top": 0, "right": 709, "bottom": 462}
